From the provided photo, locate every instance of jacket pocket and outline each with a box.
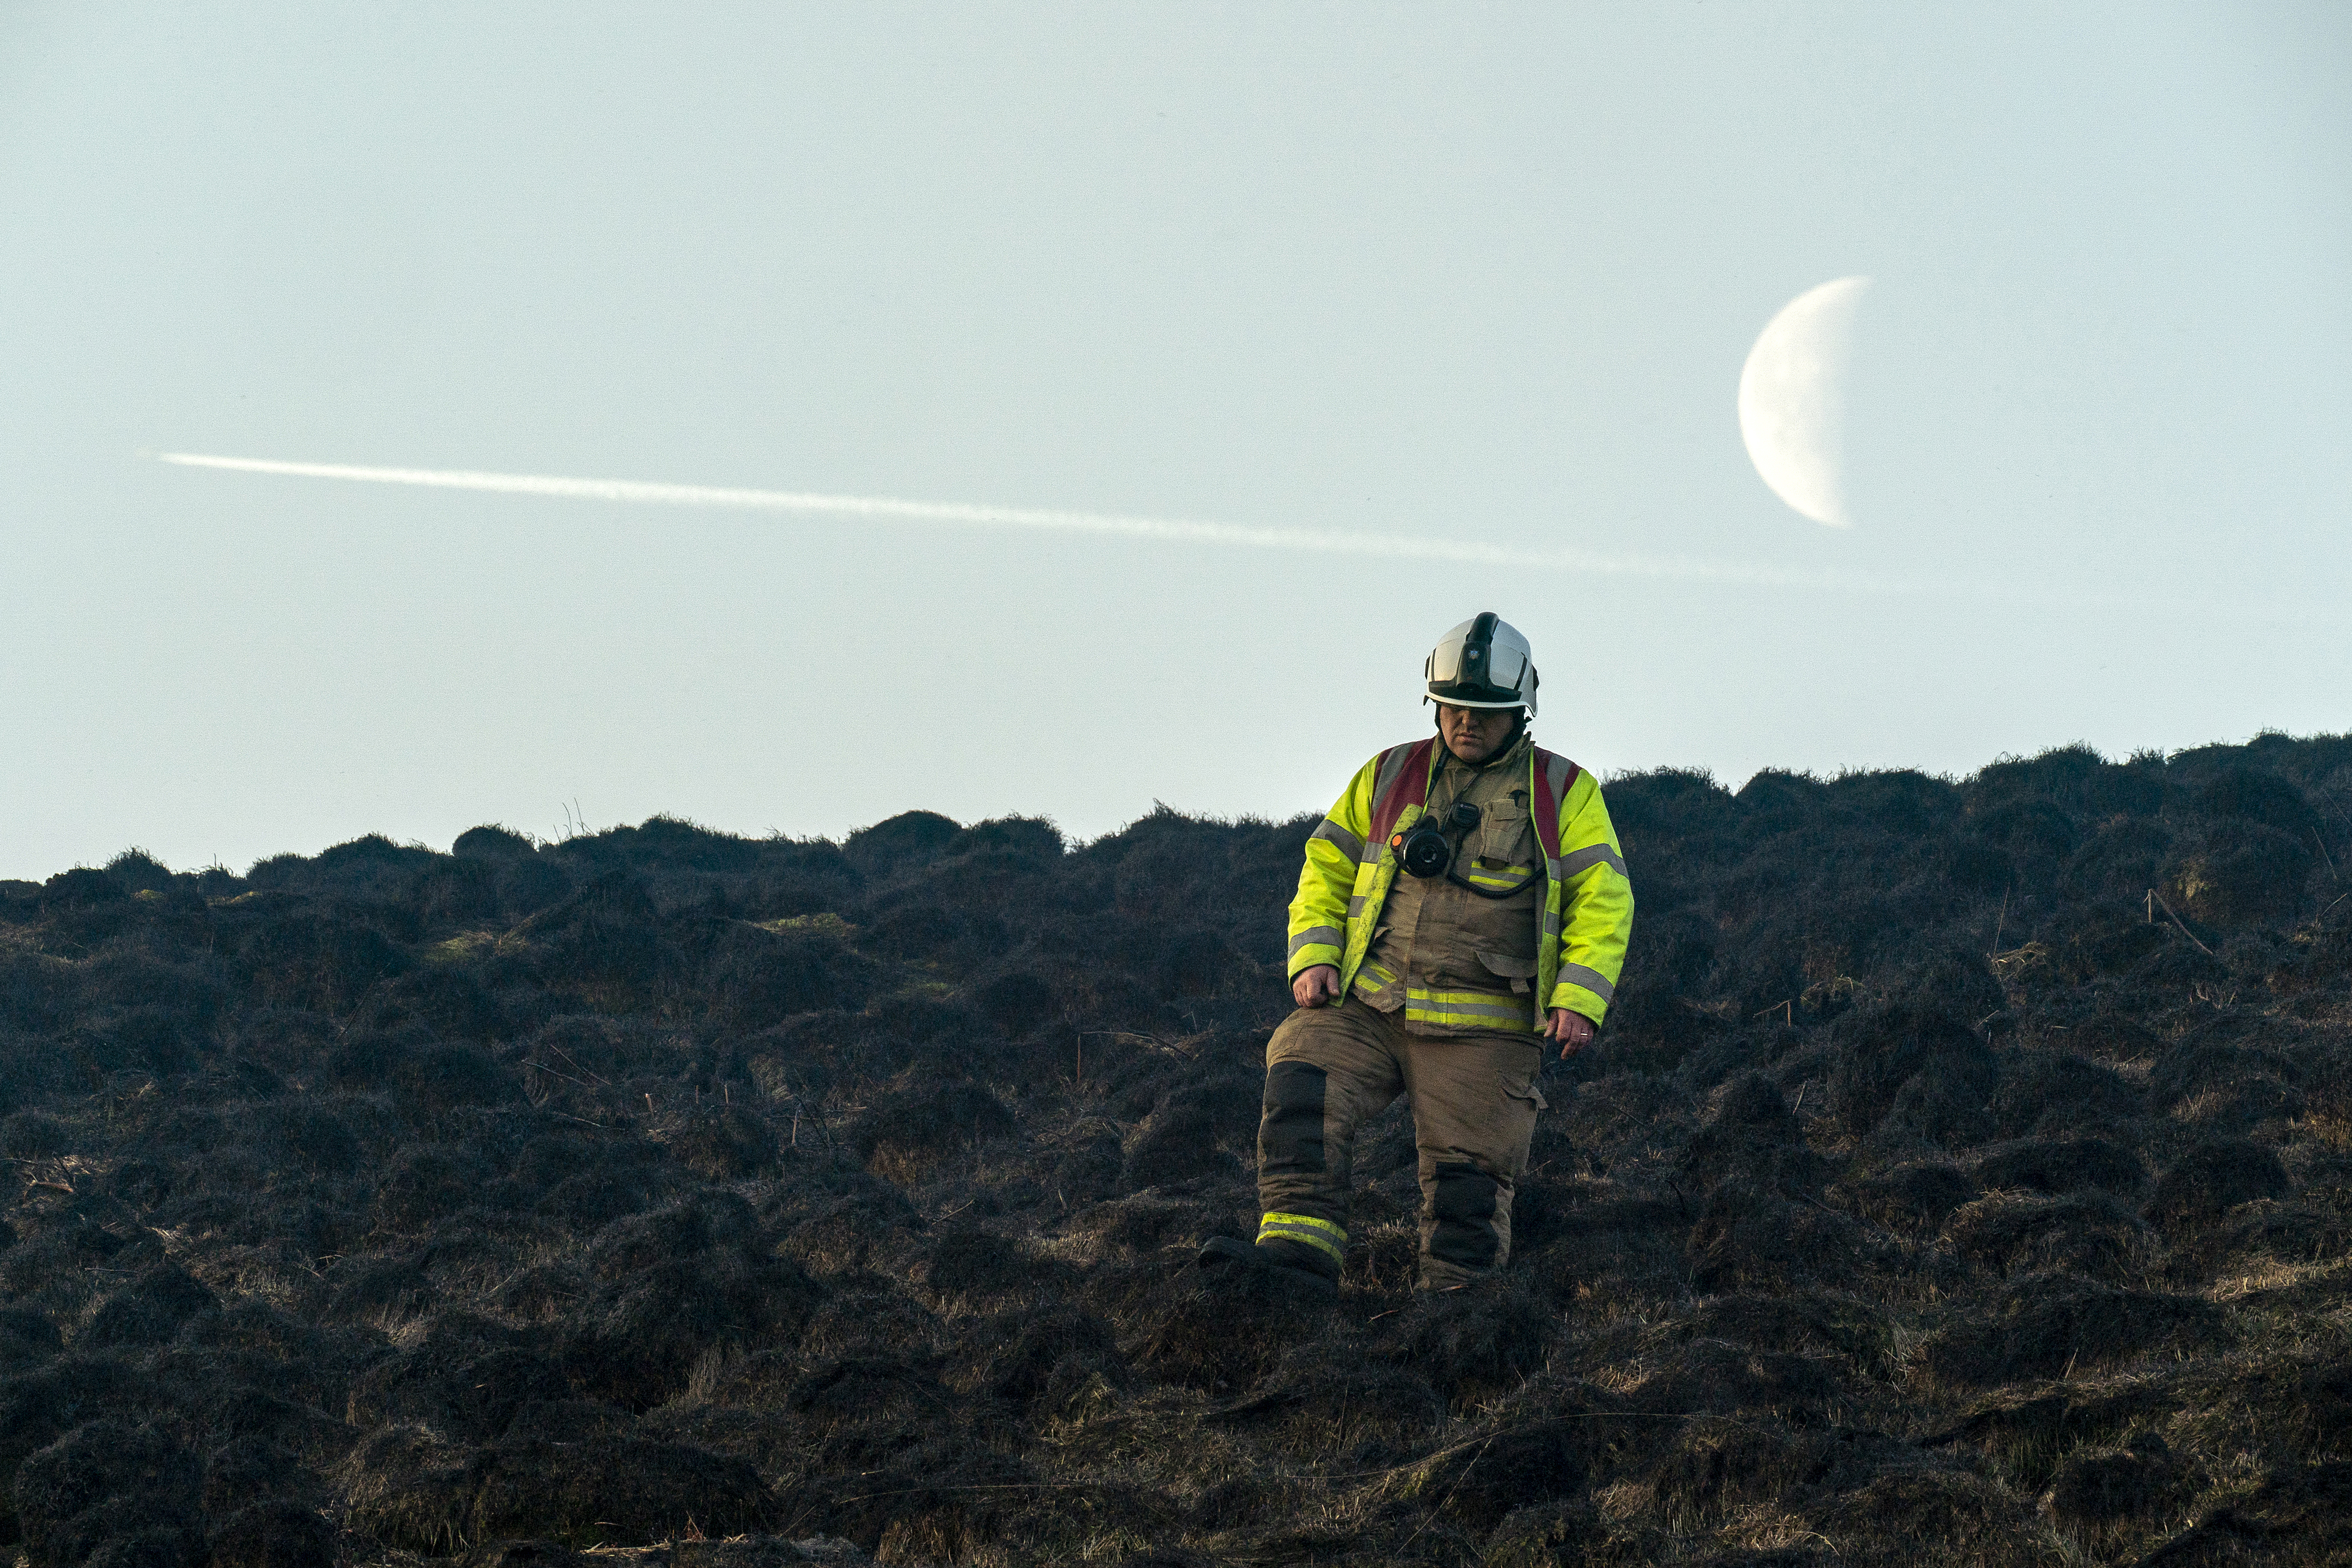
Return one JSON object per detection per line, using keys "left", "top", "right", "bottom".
{"left": 1459, "top": 857, "right": 1538, "bottom": 896}
{"left": 1476, "top": 950, "right": 1539, "bottom": 995}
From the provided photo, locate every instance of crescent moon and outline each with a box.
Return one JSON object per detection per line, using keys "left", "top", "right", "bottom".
{"left": 1739, "top": 276, "right": 1871, "bottom": 528}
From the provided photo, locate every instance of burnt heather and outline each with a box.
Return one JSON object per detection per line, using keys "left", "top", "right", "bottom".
{"left": 3, "top": 735, "right": 2351, "bottom": 1566}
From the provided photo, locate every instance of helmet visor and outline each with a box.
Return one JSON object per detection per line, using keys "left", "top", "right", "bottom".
{"left": 1483, "top": 642, "right": 1527, "bottom": 691}
{"left": 1428, "top": 637, "right": 1526, "bottom": 704}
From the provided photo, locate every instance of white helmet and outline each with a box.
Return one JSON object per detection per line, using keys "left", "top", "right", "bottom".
{"left": 1424, "top": 612, "right": 1538, "bottom": 717}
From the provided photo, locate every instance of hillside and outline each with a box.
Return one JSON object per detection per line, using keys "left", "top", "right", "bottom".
{"left": 2, "top": 733, "right": 2349, "bottom": 1567}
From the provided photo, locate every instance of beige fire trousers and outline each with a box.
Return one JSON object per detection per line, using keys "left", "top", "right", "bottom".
{"left": 1255, "top": 995, "right": 1547, "bottom": 1290}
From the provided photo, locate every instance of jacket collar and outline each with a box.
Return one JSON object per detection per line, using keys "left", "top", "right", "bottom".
{"left": 1435, "top": 729, "right": 1532, "bottom": 781}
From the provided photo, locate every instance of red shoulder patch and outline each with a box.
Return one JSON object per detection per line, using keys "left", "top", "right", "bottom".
{"left": 1365, "top": 737, "right": 1439, "bottom": 860}
{"left": 1529, "top": 747, "right": 1582, "bottom": 864}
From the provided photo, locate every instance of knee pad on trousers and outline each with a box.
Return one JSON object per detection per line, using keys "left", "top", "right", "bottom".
{"left": 1261, "top": 1061, "right": 1328, "bottom": 1175}
{"left": 1429, "top": 1161, "right": 1501, "bottom": 1270}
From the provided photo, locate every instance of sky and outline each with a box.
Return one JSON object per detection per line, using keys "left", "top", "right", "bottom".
{"left": 3, "top": 2, "right": 2348, "bottom": 880}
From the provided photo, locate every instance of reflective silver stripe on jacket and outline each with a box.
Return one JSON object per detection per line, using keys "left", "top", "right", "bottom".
{"left": 1289, "top": 925, "right": 1345, "bottom": 957}
{"left": 1358, "top": 750, "right": 1406, "bottom": 868}
{"left": 1558, "top": 842, "right": 1629, "bottom": 880}
{"left": 1371, "top": 742, "right": 1419, "bottom": 811}
{"left": 1558, "top": 962, "right": 1616, "bottom": 1001}
{"left": 1310, "top": 818, "right": 1365, "bottom": 859}
{"left": 1544, "top": 753, "right": 1574, "bottom": 802}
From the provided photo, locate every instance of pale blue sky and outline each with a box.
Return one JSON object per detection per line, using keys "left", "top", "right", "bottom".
{"left": 4, "top": 3, "right": 2348, "bottom": 879}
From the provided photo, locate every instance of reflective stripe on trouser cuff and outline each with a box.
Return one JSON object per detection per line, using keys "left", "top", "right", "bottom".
{"left": 1288, "top": 925, "right": 1345, "bottom": 958}
{"left": 1310, "top": 818, "right": 1366, "bottom": 859}
{"left": 1259, "top": 1211, "right": 1347, "bottom": 1265}
{"left": 1558, "top": 842, "right": 1628, "bottom": 879}
{"left": 1403, "top": 989, "right": 1531, "bottom": 1028}
{"left": 1558, "top": 963, "right": 1616, "bottom": 1002}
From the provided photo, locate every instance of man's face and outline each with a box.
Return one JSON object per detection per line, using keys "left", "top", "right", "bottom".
{"left": 1438, "top": 703, "right": 1519, "bottom": 763}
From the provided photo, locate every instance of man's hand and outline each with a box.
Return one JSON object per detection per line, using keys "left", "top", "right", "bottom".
{"left": 1292, "top": 965, "right": 1342, "bottom": 1009}
{"left": 1545, "top": 1007, "right": 1597, "bottom": 1059}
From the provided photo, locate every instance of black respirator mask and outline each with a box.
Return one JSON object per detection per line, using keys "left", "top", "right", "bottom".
{"left": 1391, "top": 800, "right": 1479, "bottom": 878}
{"left": 1388, "top": 802, "right": 1524, "bottom": 898}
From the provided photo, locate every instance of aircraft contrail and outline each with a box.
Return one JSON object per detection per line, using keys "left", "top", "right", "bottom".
{"left": 155, "top": 450, "right": 1916, "bottom": 592}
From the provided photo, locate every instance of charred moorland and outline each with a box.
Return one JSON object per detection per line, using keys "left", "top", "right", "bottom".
{"left": 3, "top": 735, "right": 2350, "bottom": 1567}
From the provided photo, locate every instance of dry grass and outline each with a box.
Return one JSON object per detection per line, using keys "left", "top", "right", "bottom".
{"left": 6, "top": 741, "right": 2352, "bottom": 1563}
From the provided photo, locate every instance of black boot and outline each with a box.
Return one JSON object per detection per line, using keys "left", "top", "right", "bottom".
{"left": 1196, "top": 1235, "right": 1339, "bottom": 1299}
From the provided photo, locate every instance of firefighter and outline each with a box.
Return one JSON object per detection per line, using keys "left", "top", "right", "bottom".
{"left": 1200, "top": 613, "right": 1633, "bottom": 1295}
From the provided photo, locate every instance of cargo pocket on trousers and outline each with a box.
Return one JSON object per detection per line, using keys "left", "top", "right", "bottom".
{"left": 1504, "top": 1080, "right": 1548, "bottom": 1112}
{"left": 1476, "top": 950, "right": 1539, "bottom": 996}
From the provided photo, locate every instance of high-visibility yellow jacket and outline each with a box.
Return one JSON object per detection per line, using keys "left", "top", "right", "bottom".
{"left": 1285, "top": 736, "right": 1633, "bottom": 1029}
